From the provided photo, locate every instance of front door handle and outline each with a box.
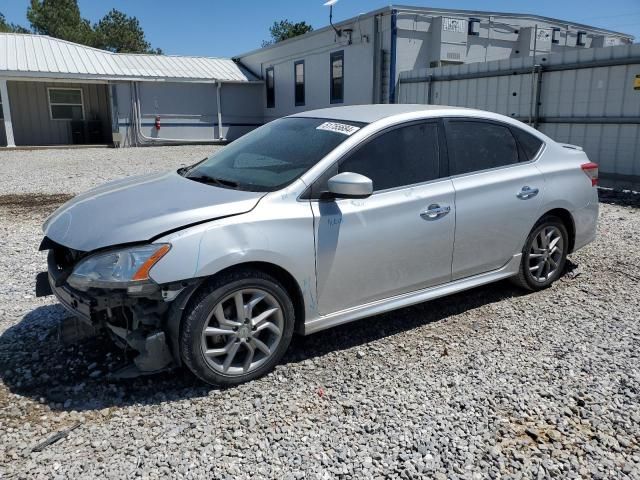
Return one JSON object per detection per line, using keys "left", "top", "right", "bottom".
{"left": 517, "top": 186, "right": 539, "bottom": 200}
{"left": 420, "top": 204, "right": 451, "bottom": 220}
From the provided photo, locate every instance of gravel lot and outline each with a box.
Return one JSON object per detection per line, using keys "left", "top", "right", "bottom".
{"left": 0, "top": 146, "right": 639, "bottom": 479}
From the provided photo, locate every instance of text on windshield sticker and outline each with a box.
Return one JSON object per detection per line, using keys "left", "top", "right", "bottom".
{"left": 316, "top": 122, "right": 361, "bottom": 136}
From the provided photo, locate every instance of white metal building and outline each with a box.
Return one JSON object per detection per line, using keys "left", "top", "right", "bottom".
{"left": 235, "top": 5, "right": 633, "bottom": 121}
{"left": 0, "top": 33, "right": 263, "bottom": 147}
{"left": 0, "top": 5, "right": 635, "bottom": 149}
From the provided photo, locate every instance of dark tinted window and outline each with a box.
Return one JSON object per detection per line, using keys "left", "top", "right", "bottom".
{"left": 330, "top": 51, "right": 344, "bottom": 104}
{"left": 512, "top": 127, "right": 543, "bottom": 161}
{"left": 446, "top": 121, "right": 519, "bottom": 175}
{"left": 338, "top": 122, "right": 440, "bottom": 191}
{"left": 266, "top": 67, "right": 275, "bottom": 108}
{"left": 294, "top": 61, "right": 305, "bottom": 106}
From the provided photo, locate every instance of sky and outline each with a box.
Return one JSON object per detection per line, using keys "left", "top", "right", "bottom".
{"left": 2, "top": 0, "right": 639, "bottom": 57}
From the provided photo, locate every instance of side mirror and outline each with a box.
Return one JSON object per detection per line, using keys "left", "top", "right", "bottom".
{"left": 327, "top": 172, "right": 373, "bottom": 199}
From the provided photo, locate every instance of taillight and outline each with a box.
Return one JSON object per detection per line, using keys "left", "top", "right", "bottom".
{"left": 581, "top": 162, "right": 598, "bottom": 187}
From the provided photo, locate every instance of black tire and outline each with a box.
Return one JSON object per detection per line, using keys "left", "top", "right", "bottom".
{"left": 180, "top": 269, "right": 295, "bottom": 386}
{"left": 512, "top": 215, "right": 569, "bottom": 291}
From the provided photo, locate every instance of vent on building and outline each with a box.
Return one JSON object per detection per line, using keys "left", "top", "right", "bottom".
{"left": 446, "top": 52, "right": 461, "bottom": 60}
{"left": 468, "top": 18, "right": 480, "bottom": 36}
{"left": 577, "top": 31, "right": 587, "bottom": 46}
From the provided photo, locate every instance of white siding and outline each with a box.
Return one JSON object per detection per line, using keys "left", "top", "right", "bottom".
{"left": 238, "top": 15, "right": 387, "bottom": 121}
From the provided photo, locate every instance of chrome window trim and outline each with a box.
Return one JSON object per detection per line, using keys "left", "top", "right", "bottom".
{"left": 331, "top": 175, "right": 454, "bottom": 202}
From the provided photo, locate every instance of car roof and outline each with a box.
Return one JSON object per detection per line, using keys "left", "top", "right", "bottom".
{"left": 290, "top": 104, "right": 472, "bottom": 124}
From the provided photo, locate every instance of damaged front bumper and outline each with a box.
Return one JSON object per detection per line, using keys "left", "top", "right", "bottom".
{"left": 36, "top": 248, "right": 197, "bottom": 377}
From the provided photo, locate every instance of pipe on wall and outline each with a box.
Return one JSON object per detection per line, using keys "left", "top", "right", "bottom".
{"left": 389, "top": 9, "right": 398, "bottom": 104}
{"left": 217, "top": 81, "right": 225, "bottom": 142}
{"left": 130, "top": 81, "right": 226, "bottom": 146}
{"left": 371, "top": 14, "right": 380, "bottom": 104}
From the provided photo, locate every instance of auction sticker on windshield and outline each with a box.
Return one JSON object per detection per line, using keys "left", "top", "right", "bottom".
{"left": 316, "top": 122, "right": 361, "bottom": 136}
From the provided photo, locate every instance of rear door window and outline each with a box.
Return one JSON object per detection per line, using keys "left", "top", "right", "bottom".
{"left": 338, "top": 122, "right": 441, "bottom": 192}
{"left": 446, "top": 120, "right": 519, "bottom": 175}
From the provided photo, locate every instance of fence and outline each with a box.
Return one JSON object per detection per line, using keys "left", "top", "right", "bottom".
{"left": 397, "top": 44, "right": 640, "bottom": 190}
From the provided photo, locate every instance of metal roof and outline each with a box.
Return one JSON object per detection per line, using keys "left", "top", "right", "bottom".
{"left": 0, "top": 33, "right": 258, "bottom": 83}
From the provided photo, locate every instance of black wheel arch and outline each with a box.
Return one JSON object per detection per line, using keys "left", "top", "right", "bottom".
{"left": 536, "top": 208, "right": 576, "bottom": 253}
{"left": 164, "top": 262, "right": 306, "bottom": 366}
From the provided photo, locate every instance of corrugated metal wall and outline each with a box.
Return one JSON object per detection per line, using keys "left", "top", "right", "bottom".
{"left": 398, "top": 44, "right": 640, "bottom": 189}
{"left": 7, "top": 81, "right": 111, "bottom": 146}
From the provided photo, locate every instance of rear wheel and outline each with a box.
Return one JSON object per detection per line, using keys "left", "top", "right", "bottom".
{"left": 180, "top": 269, "right": 295, "bottom": 386}
{"left": 512, "top": 216, "right": 568, "bottom": 291}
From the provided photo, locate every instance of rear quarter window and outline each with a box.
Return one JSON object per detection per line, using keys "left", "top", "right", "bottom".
{"left": 512, "top": 128, "right": 544, "bottom": 161}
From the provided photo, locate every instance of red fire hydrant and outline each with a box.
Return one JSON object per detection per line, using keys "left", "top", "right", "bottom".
{"left": 154, "top": 115, "right": 161, "bottom": 131}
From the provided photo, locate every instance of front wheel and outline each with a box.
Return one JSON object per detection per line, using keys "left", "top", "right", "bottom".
{"left": 512, "top": 216, "right": 569, "bottom": 291}
{"left": 180, "top": 269, "right": 295, "bottom": 386}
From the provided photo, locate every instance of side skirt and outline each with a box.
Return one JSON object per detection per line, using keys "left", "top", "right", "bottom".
{"left": 303, "top": 254, "right": 522, "bottom": 335}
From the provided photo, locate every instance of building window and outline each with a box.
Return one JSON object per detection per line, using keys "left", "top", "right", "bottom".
{"left": 48, "top": 88, "right": 84, "bottom": 120}
{"left": 552, "top": 27, "right": 561, "bottom": 44}
{"left": 266, "top": 67, "right": 275, "bottom": 109}
{"left": 468, "top": 18, "right": 480, "bottom": 36}
{"left": 294, "top": 60, "right": 305, "bottom": 106}
{"left": 577, "top": 31, "right": 587, "bottom": 46}
{"left": 330, "top": 51, "right": 344, "bottom": 104}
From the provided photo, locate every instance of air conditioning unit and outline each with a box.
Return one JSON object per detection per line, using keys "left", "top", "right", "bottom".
{"left": 518, "top": 27, "right": 552, "bottom": 55}
{"left": 431, "top": 17, "right": 468, "bottom": 64}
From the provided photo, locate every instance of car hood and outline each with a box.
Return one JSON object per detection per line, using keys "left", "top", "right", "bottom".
{"left": 43, "top": 171, "right": 265, "bottom": 252}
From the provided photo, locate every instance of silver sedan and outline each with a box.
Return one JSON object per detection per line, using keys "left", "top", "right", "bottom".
{"left": 38, "top": 105, "right": 599, "bottom": 386}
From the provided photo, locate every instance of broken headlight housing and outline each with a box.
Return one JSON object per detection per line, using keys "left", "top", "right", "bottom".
{"left": 68, "top": 244, "right": 171, "bottom": 290}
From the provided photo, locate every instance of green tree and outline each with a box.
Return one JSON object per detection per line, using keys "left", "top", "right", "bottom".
{"left": 93, "top": 9, "right": 161, "bottom": 54}
{"left": 27, "top": 0, "right": 94, "bottom": 45}
{"left": 263, "top": 19, "right": 313, "bottom": 47}
{"left": 26, "top": 0, "right": 161, "bottom": 54}
{"left": 0, "top": 12, "right": 30, "bottom": 33}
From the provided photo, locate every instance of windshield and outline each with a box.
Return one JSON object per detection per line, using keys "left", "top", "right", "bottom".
{"left": 182, "top": 117, "right": 365, "bottom": 192}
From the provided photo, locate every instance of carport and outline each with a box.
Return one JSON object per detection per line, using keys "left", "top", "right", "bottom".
{"left": 0, "top": 33, "right": 264, "bottom": 148}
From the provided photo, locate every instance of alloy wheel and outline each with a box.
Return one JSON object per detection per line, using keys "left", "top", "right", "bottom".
{"left": 528, "top": 225, "right": 564, "bottom": 282}
{"left": 200, "top": 288, "right": 284, "bottom": 376}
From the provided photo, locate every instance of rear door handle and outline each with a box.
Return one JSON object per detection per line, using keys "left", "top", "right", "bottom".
{"left": 517, "top": 186, "right": 539, "bottom": 200}
{"left": 420, "top": 204, "right": 451, "bottom": 220}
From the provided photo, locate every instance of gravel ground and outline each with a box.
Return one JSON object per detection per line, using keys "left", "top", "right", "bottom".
{"left": 0, "top": 146, "right": 639, "bottom": 479}
{"left": 0, "top": 146, "right": 217, "bottom": 195}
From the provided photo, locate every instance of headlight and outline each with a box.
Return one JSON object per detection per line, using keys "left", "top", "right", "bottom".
{"left": 68, "top": 244, "right": 171, "bottom": 289}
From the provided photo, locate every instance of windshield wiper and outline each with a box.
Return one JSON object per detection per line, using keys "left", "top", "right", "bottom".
{"left": 187, "top": 174, "right": 239, "bottom": 188}
{"left": 178, "top": 158, "right": 208, "bottom": 176}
